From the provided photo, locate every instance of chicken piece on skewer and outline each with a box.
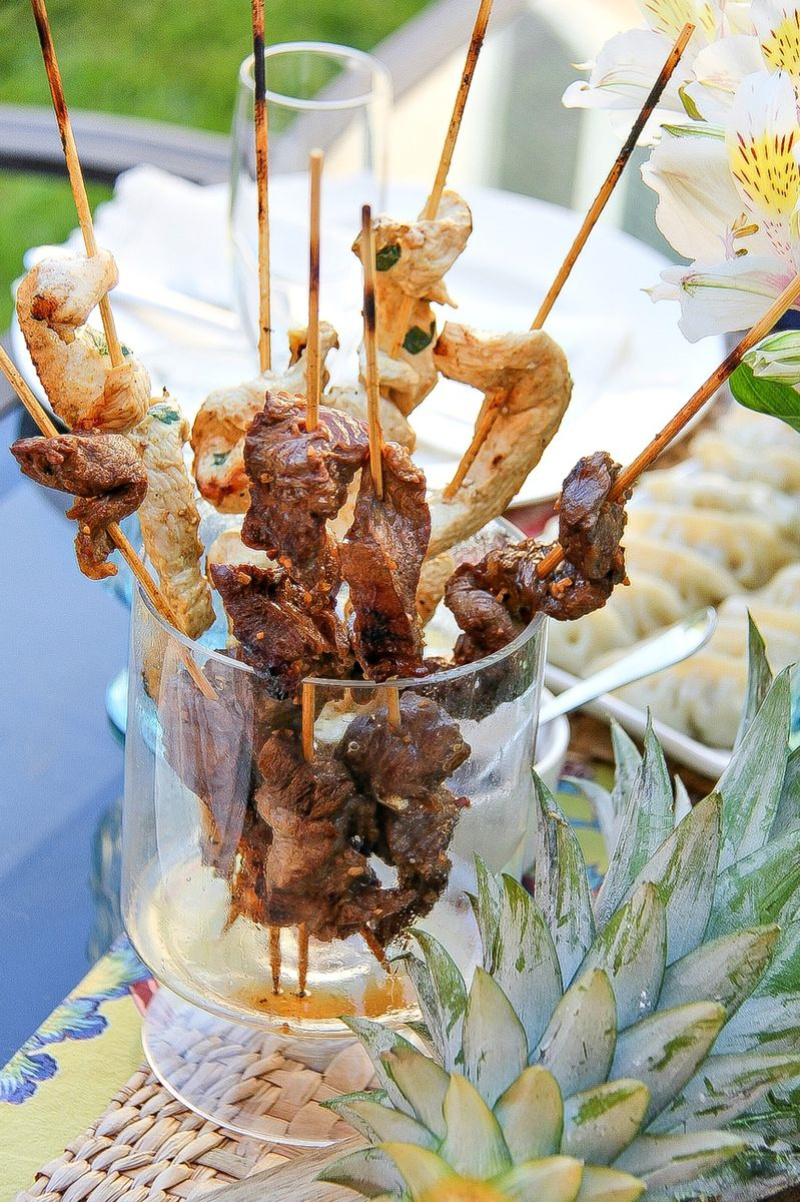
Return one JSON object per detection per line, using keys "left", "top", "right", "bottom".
{"left": 340, "top": 442, "right": 431, "bottom": 681}
{"left": 355, "top": 192, "right": 473, "bottom": 415}
{"left": 127, "top": 400, "right": 215, "bottom": 639}
{"left": 241, "top": 390, "right": 369, "bottom": 597}
{"left": 191, "top": 324, "right": 340, "bottom": 512}
{"left": 16, "top": 251, "right": 151, "bottom": 432}
{"left": 11, "top": 431, "right": 148, "bottom": 580}
{"left": 426, "top": 323, "right": 573, "bottom": 560}
{"left": 446, "top": 451, "right": 630, "bottom": 663}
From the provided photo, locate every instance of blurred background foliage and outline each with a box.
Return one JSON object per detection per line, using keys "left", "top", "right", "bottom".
{"left": 0, "top": 0, "right": 430, "bottom": 326}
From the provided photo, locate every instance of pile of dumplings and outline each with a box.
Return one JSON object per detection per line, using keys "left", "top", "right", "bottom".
{"left": 546, "top": 405, "right": 800, "bottom": 750}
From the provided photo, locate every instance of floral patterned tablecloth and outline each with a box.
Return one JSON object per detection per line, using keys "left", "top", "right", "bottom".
{"left": 0, "top": 769, "right": 611, "bottom": 1202}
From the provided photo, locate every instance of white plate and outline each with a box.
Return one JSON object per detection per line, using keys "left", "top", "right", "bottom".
{"left": 12, "top": 168, "right": 723, "bottom": 504}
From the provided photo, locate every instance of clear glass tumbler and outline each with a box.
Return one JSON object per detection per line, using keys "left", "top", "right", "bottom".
{"left": 122, "top": 518, "right": 545, "bottom": 1141}
{"left": 229, "top": 42, "right": 392, "bottom": 363}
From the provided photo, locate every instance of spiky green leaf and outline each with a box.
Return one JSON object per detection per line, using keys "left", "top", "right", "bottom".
{"left": 595, "top": 719, "right": 674, "bottom": 930}
{"left": 715, "top": 991, "right": 800, "bottom": 1055}
{"left": 716, "top": 668, "right": 792, "bottom": 871}
{"left": 580, "top": 883, "right": 666, "bottom": 1029}
{"left": 324, "top": 1092, "right": 437, "bottom": 1148}
{"left": 534, "top": 775, "right": 596, "bottom": 987}
{"left": 319, "top": 1146, "right": 405, "bottom": 1199}
{"left": 535, "top": 969, "right": 617, "bottom": 1097}
{"left": 614, "top": 1130, "right": 747, "bottom": 1190}
{"left": 773, "top": 745, "right": 800, "bottom": 839}
{"left": 342, "top": 1018, "right": 419, "bottom": 1117}
{"left": 408, "top": 932, "right": 468, "bottom": 1073}
{"left": 462, "top": 969, "right": 528, "bottom": 1109}
{"left": 494, "top": 1066, "right": 564, "bottom": 1163}
{"left": 562, "top": 1080, "right": 649, "bottom": 1166}
{"left": 576, "top": 1166, "right": 646, "bottom": 1201}
{"left": 658, "top": 925, "right": 779, "bottom": 1017}
{"left": 734, "top": 615, "right": 774, "bottom": 751}
{"left": 611, "top": 721, "right": 643, "bottom": 826}
{"left": 611, "top": 1002, "right": 726, "bottom": 1124}
{"left": 625, "top": 793, "right": 721, "bottom": 965}
{"left": 649, "top": 1051, "right": 800, "bottom": 1134}
{"left": 755, "top": 913, "right": 800, "bottom": 997}
{"left": 491, "top": 875, "right": 563, "bottom": 1052}
{"left": 380, "top": 1143, "right": 452, "bottom": 1198}
{"left": 439, "top": 1074, "right": 512, "bottom": 1179}
{"left": 381, "top": 1045, "right": 450, "bottom": 1140}
{"left": 492, "top": 1157, "right": 584, "bottom": 1202}
{"left": 473, "top": 858, "right": 503, "bottom": 972}
{"left": 707, "top": 829, "right": 800, "bottom": 940}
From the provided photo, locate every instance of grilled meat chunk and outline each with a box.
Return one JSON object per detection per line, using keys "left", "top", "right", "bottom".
{"left": 11, "top": 431, "right": 147, "bottom": 580}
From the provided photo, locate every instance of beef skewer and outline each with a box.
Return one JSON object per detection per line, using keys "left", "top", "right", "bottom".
{"left": 443, "top": 21, "right": 695, "bottom": 499}
{"left": 251, "top": 0, "right": 272, "bottom": 372}
{"left": 388, "top": 0, "right": 495, "bottom": 357}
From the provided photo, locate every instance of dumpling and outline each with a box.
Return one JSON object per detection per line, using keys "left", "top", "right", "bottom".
{"left": 617, "top": 652, "right": 747, "bottom": 749}
{"left": 603, "top": 572, "right": 685, "bottom": 641}
{"left": 756, "top": 563, "right": 800, "bottom": 607}
{"left": 636, "top": 470, "right": 800, "bottom": 545}
{"left": 716, "top": 598, "right": 800, "bottom": 673}
{"left": 623, "top": 532, "right": 739, "bottom": 609}
{"left": 690, "top": 430, "right": 800, "bottom": 492}
{"left": 546, "top": 604, "right": 636, "bottom": 675}
{"left": 626, "top": 505, "right": 796, "bottom": 589}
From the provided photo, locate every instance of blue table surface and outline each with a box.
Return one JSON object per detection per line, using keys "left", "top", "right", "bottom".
{"left": 0, "top": 405, "right": 128, "bottom": 1065}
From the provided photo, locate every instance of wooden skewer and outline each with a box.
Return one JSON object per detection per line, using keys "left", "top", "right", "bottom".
{"left": 30, "top": 0, "right": 124, "bottom": 369}
{"left": 362, "top": 205, "right": 384, "bottom": 499}
{"left": 306, "top": 149, "right": 324, "bottom": 432}
{"left": 532, "top": 22, "right": 694, "bottom": 332}
{"left": 387, "top": 689, "right": 402, "bottom": 733}
{"left": 295, "top": 680, "right": 319, "bottom": 996}
{"left": 389, "top": 0, "right": 495, "bottom": 357}
{"left": 362, "top": 925, "right": 390, "bottom": 970}
{"left": 251, "top": 0, "right": 272, "bottom": 372}
{"left": 443, "top": 22, "right": 695, "bottom": 502}
{"left": 1, "top": 348, "right": 218, "bottom": 701}
{"left": 535, "top": 271, "right": 800, "bottom": 580}
{"left": 297, "top": 923, "right": 310, "bottom": 998}
{"left": 269, "top": 926, "right": 282, "bottom": 995}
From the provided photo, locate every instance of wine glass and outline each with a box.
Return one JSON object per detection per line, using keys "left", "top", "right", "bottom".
{"left": 229, "top": 42, "right": 392, "bottom": 371}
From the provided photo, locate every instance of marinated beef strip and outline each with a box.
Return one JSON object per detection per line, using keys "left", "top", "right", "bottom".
{"left": 340, "top": 442, "right": 431, "bottom": 681}
{"left": 340, "top": 693, "right": 471, "bottom": 945}
{"left": 209, "top": 562, "right": 350, "bottom": 701}
{"left": 241, "top": 390, "right": 369, "bottom": 596}
{"left": 11, "top": 431, "right": 147, "bottom": 580}
{"left": 446, "top": 451, "right": 630, "bottom": 662}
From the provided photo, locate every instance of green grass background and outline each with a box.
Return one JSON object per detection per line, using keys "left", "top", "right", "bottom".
{"left": 0, "top": 0, "right": 430, "bottom": 328}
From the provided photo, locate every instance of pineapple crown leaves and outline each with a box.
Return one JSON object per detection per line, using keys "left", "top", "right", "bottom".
{"left": 321, "top": 661, "right": 800, "bottom": 1202}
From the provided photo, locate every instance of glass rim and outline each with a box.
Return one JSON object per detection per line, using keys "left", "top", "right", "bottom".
{"left": 136, "top": 514, "right": 545, "bottom": 691}
{"left": 238, "top": 42, "right": 392, "bottom": 112}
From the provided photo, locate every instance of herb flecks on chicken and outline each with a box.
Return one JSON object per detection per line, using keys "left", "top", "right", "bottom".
{"left": 11, "top": 431, "right": 148, "bottom": 580}
{"left": 241, "top": 390, "right": 369, "bottom": 596}
{"left": 209, "top": 562, "right": 350, "bottom": 700}
{"left": 16, "top": 251, "right": 151, "bottom": 433}
{"left": 446, "top": 451, "right": 629, "bottom": 662}
{"left": 341, "top": 441, "right": 431, "bottom": 681}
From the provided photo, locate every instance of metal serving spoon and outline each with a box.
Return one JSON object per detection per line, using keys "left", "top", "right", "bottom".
{"left": 540, "top": 606, "right": 717, "bottom": 725}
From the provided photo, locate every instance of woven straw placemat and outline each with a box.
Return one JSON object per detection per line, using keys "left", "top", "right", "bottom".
{"left": 13, "top": 1037, "right": 376, "bottom": 1202}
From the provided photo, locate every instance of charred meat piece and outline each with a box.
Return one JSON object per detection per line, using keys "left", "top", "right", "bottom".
{"left": 209, "top": 562, "right": 351, "bottom": 700}
{"left": 445, "top": 451, "right": 629, "bottom": 662}
{"left": 241, "top": 390, "right": 369, "bottom": 594}
{"left": 11, "top": 431, "right": 147, "bottom": 580}
{"left": 340, "top": 442, "right": 431, "bottom": 681}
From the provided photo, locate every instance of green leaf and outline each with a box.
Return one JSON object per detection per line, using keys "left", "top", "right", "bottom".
{"left": 715, "top": 991, "right": 800, "bottom": 1055}
{"left": 562, "top": 1079, "right": 649, "bottom": 1166}
{"left": 734, "top": 615, "right": 774, "bottom": 751}
{"left": 707, "top": 829, "right": 800, "bottom": 940}
{"left": 535, "top": 969, "right": 617, "bottom": 1098}
{"left": 492, "top": 875, "right": 563, "bottom": 1052}
{"left": 212, "top": 450, "right": 229, "bottom": 465}
{"left": 658, "top": 925, "right": 780, "bottom": 1018}
{"left": 323, "top": 1092, "right": 437, "bottom": 1148}
{"left": 580, "top": 883, "right": 666, "bottom": 1030}
{"left": 533, "top": 775, "right": 596, "bottom": 987}
{"left": 403, "top": 321, "right": 436, "bottom": 355}
{"left": 462, "top": 969, "right": 528, "bottom": 1109}
{"left": 439, "top": 1074, "right": 512, "bottom": 1179}
{"left": 614, "top": 1131, "right": 746, "bottom": 1190}
{"left": 611, "top": 1002, "right": 726, "bottom": 1124}
{"left": 716, "top": 668, "right": 792, "bottom": 871}
{"left": 757, "top": 915, "right": 800, "bottom": 997}
{"left": 576, "top": 1166, "right": 646, "bottom": 1201}
{"left": 493, "top": 1158, "right": 584, "bottom": 1202}
{"left": 472, "top": 857, "right": 503, "bottom": 972}
{"left": 595, "top": 719, "right": 674, "bottom": 930}
{"left": 494, "top": 1066, "right": 564, "bottom": 1163}
{"left": 649, "top": 1051, "right": 800, "bottom": 1134}
{"left": 406, "top": 933, "right": 468, "bottom": 1074}
{"left": 154, "top": 405, "right": 181, "bottom": 424}
{"left": 678, "top": 84, "right": 703, "bottom": 121}
{"left": 625, "top": 792, "right": 721, "bottom": 966}
{"left": 380, "top": 1144, "right": 452, "bottom": 1198}
{"left": 319, "top": 1146, "right": 406, "bottom": 1198}
{"left": 730, "top": 360, "right": 800, "bottom": 435}
{"left": 381, "top": 1045, "right": 450, "bottom": 1140}
{"left": 773, "top": 746, "right": 800, "bottom": 840}
{"left": 375, "top": 243, "right": 401, "bottom": 271}
{"left": 342, "top": 1017, "right": 421, "bottom": 1118}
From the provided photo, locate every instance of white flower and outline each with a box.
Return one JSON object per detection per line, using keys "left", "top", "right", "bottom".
{"left": 650, "top": 256, "right": 793, "bottom": 339}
